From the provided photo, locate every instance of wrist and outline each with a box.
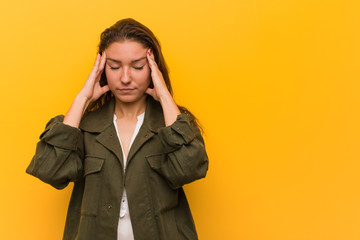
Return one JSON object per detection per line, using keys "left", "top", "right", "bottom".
{"left": 63, "top": 94, "right": 90, "bottom": 128}
{"left": 72, "top": 94, "right": 91, "bottom": 117}
{"left": 158, "top": 91, "right": 174, "bottom": 105}
{"left": 75, "top": 93, "right": 91, "bottom": 108}
{"left": 158, "top": 93, "right": 181, "bottom": 126}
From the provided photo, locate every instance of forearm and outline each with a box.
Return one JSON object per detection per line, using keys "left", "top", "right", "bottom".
{"left": 26, "top": 115, "right": 84, "bottom": 189}
{"left": 63, "top": 94, "right": 91, "bottom": 128}
{"left": 147, "top": 113, "right": 209, "bottom": 189}
{"left": 159, "top": 93, "right": 181, "bottom": 126}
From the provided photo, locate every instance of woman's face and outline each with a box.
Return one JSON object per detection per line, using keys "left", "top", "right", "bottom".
{"left": 104, "top": 40, "right": 151, "bottom": 104}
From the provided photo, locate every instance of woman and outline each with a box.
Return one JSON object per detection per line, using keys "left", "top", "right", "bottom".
{"left": 26, "top": 18, "right": 208, "bottom": 240}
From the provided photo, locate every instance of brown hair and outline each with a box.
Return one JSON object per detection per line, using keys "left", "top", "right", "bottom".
{"left": 86, "top": 18, "right": 202, "bottom": 130}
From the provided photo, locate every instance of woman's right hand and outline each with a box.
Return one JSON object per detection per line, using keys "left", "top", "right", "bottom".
{"left": 79, "top": 52, "right": 109, "bottom": 103}
{"left": 63, "top": 52, "right": 109, "bottom": 128}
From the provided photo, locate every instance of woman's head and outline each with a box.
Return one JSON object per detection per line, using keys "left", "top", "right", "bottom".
{"left": 99, "top": 18, "right": 172, "bottom": 90}
{"left": 87, "top": 18, "right": 172, "bottom": 111}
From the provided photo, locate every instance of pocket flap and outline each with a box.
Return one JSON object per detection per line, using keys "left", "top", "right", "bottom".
{"left": 146, "top": 154, "right": 166, "bottom": 170}
{"left": 84, "top": 156, "right": 105, "bottom": 176}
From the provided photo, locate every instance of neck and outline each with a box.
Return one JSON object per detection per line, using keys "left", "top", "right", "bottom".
{"left": 114, "top": 95, "right": 147, "bottom": 119}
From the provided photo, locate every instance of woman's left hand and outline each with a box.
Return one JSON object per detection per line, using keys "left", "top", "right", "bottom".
{"left": 145, "top": 48, "right": 171, "bottom": 102}
{"left": 145, "top": 47, "right": 180, "bottom": 126}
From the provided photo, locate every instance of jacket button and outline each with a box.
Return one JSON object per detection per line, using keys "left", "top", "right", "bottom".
{"left": 144, "top": 134, "right": 149, "bottom": 138}
{"left": 110, "top": 133, "right": 113, "bottom": 137}
{"left": 108, "top": 204, "right": 112, "bottom": 209}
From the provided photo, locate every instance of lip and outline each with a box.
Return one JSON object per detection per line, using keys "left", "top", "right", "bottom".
{"left": 117, "top": 88, "right": 135, "bottom": 93}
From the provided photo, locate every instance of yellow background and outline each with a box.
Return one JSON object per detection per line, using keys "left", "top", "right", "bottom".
{"left": 1, "top": 0, "right": 360, "bottom": 239}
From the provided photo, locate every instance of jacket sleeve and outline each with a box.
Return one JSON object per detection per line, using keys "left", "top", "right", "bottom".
{"left": 146, "top": 112, "right": 209, "bottom": 189}
{"left": 26, "top": 115, "right": 84, "bottom": 190}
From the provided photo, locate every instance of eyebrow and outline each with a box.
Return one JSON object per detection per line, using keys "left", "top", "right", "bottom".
{"left": 107, "top": 56, "right": 147, "bottom": 64}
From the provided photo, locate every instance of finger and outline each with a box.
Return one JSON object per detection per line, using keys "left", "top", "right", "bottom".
{"left": 87, "top": 53, "right": 101, "bottom": 82}
{"left": 89, "top": 83, "right": 108, "bottom": 102}
{"left": 149, "top": 48, "right": 156, "bottom": 62}
{"left": 98, "top": 51, "right": 107, "bottom": 72}
{"left": 147, "top": 50, "right": 162, "bottom": 82}
{"left": 94, "top": 81, "right": 110, "bottom": 96}
{"left": 101, "top": 84, "right": 110, "bottom": 93}
{"left": 145, "top": 88, "right": 154, "bottom": 97}
{"left": 146, "top": 48, "right": 157, "bottom": 69}
{"left": 94, "top": 52, "right": 101, "bottom": 70}
{"left": 94, "top": 52, "right": 107, "bottom": 83}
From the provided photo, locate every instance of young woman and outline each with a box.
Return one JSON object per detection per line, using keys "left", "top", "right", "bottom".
{"left": 26, "top": 18, "right": 208, "bottom": 240}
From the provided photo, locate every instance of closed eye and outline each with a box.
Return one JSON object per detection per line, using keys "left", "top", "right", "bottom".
{"left": 109, "top": 65, "right": 145, "bottom": 70}
{"left": 134, "top": 66, "right": 144, "bottom": 70}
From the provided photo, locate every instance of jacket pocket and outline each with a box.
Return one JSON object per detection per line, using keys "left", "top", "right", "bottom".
{"left": 84, "top": 155, "right": 105, "bottom": 176}
{"left": 145, "top": 153, "right": 179, "bottom": 211}
{"left": 146, "top": 153, "right": 164, "bottom": 171}
{"left": 81, "top": 155, "right": 105, "bottom": 217}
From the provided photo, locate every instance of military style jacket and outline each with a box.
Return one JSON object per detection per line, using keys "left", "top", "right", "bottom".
{"left": 26, "top": 96, "right": 209, "bottom": 240}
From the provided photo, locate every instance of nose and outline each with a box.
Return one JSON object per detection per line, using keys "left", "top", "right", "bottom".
{"left": 120, "top": 67, "right": 131, "bottom": 84}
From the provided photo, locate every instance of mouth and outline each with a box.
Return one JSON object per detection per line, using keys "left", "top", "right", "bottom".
{"left": 117, "top": 88, "right": 135, "bottom": 93}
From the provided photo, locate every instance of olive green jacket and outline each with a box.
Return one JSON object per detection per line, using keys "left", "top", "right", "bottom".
{"left": 26, "top": 96, "right": 209, "bottom": 240}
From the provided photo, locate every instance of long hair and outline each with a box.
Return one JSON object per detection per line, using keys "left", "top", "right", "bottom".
{"left": 86, "top": 18, "right": 202, "bottom": 130}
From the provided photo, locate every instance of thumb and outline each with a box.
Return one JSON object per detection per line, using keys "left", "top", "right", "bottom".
{"left": 101, "top": 85, "right": 110, "bottom": 94}
{"left": 145, "top": 88, "right": 154, "bottom": 97}
{"left": 101, "top": 85, "right": 110, "bottom": 93}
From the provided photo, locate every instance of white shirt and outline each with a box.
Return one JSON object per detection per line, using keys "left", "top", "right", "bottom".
{"left": 113, "top": 112, "right": 145, "bottom": 240}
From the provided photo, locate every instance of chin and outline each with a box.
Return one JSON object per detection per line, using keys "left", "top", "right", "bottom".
{"left": 115, "top": 94, "right": 147, "bottom": 104}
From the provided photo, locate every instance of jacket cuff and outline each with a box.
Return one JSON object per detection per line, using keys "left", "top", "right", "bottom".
{"left": 158, "top": 113, "right": 196, "bottom": 152}
{"left": 40, "top": 115, "right": 82, "bottom": 151}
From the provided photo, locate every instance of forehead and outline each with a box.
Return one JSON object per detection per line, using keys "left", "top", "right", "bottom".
{"left": 106, "top": 40, "right": 147, "bottom": 63}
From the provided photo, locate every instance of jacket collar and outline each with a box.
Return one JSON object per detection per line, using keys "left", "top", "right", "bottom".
{"left": 79, "top": 96, "right": 165, "bottom": 133}
{"left": 80, "top": 96, "right": 165, "bottom": 168}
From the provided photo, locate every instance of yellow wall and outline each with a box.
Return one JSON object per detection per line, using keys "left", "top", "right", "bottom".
{"left": 1, "top": 0, "right": 360, "bottom": 239}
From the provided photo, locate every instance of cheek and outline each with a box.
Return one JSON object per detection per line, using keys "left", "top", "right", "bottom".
{"left": 137, "top": 69, "right": 151, "bottom": 88}
{"left": 105, "top": 68, "right": 117, "bottom": 86}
